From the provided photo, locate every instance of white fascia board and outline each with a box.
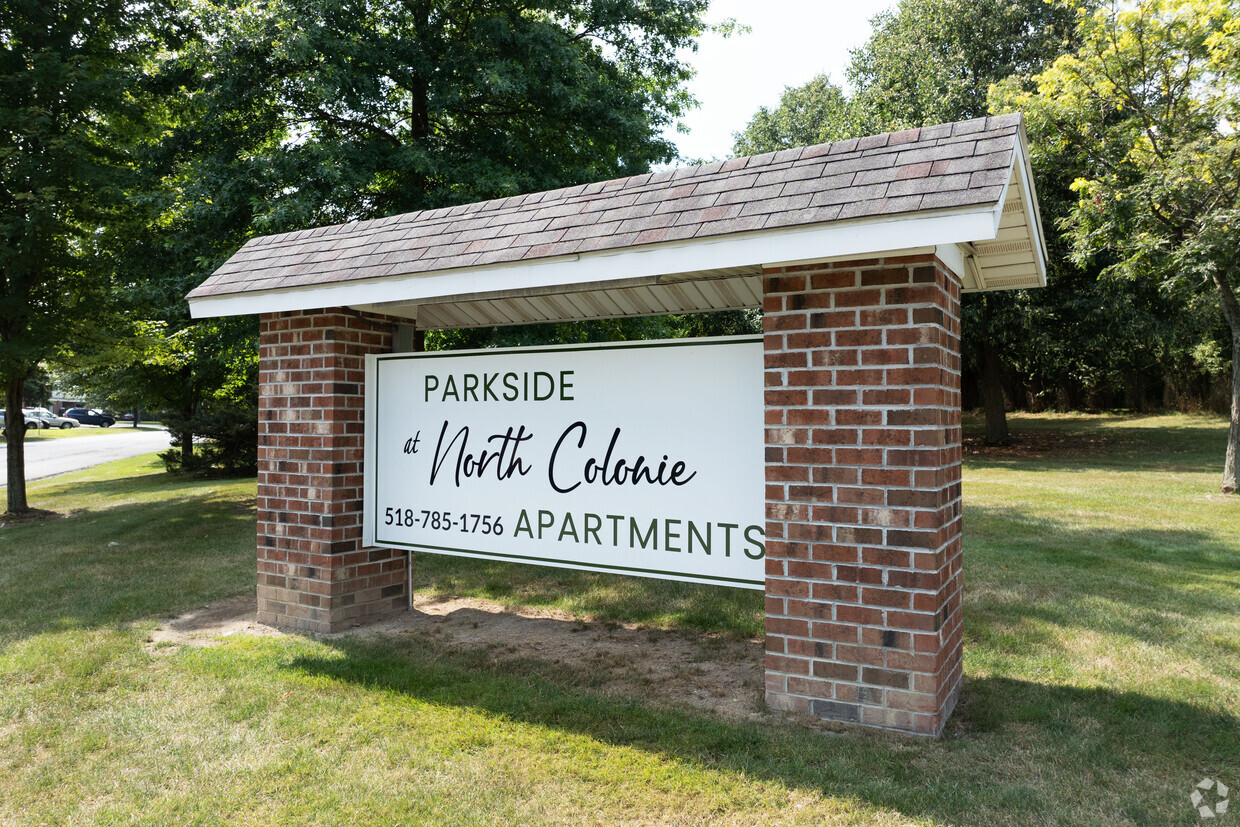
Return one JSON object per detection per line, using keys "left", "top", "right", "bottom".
{"left": 934, "top": 242, "right": 968, "bottom": 280}
{"left": 188, "top": 205, "right": 1002, "bottom": 319}
{"left": 1012, "top": 131, "right": 1049, "bottom": 288}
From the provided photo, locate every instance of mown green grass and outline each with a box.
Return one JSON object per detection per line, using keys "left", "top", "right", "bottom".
{"left": 0, "top": 413, "right": 1237, "bottom": 825}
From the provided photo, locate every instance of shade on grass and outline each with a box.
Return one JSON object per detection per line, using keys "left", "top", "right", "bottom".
{"left": 0, "top": 414, "right": 1237, "bottom": 825}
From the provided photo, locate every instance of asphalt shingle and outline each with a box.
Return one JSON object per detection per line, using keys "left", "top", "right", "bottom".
{"left": 188, "top": 114, "right": 1023, "bottom": 300}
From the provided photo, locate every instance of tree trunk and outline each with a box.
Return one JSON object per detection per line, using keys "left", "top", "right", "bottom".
{"left": 977, "top": 334, "right": 1010, "bottom": 445}
{"left": 1212, "top": 269, "right": 1240, "bottom": 494}
{"left": 181, "top": 423, "right": 194, "bottom": 466}
{"left": 1224, "top": 328, "right": 1239, "bottom": 494}
{"left": 5, "top": 373, "right": 28, "bottom": 514}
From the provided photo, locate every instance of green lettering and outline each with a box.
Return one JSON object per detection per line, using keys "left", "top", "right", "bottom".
{"left": 463, "top": 374, "right": 479, "bottom": 402}
{"left": 537, "top": 510, "right": 555, "bottom": 539}
{"left": 483, "top": 373, "right": 499, "bottom": 401}
{"left": 443, "top": 375, "right": 460, "bottom": 402}
{"left": 664, "top": 519, "right": 682, "bottom": 552}
{"left": 719, "top": 523, "right": 738, "bottom": 557}
{"left": 630, "top": 517, "right": 658, "bottom": 550}
{"left": 744, "top": 525, "right": 766, "bottom": 560}
{"left": 606, "top": 515, "right": 624, "bottom": 546}
{"left": 503, "top": 372, "right": 519, "bottom": 401}
{"left": 559, "top": 370, "right": 574, "bottom": 401}
{"left": 688, "top": 521, "right": 711, "bottom": 555}
{"left": 424, "top": 374, "right": 439, "bottom": 402}
{"left": 534, "top": 371, "right": 554, "bottom": 401}
{"left": 514, "top": 510, "right": 533, "bottom": 539}
{"left": 584, "top": 513, "right": 602, "bottom": 545}
{"left": 558, "top": 512, "right": 580, "bottom": 543}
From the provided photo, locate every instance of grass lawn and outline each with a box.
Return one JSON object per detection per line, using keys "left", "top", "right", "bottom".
{"left": 0, "top": 413, "right": 1237, "bottom": 825}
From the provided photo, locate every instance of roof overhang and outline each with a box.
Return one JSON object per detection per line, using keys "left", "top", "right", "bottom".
{"left": 187, "top": 122, "right": 1048, "bottom": 330}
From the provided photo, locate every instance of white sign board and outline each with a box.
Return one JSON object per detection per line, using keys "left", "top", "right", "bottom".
{"left": 363, "top": 337, "right": 765, "bottom": 589}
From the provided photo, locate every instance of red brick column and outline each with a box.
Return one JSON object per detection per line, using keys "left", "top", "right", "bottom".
{"left": 256, "top": 308, "right": 408, "bottom": 633}
{"left": 762, "top": 254, "right": 963, "bottom": 736}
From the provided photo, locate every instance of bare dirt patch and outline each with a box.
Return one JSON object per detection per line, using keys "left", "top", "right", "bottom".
{"left": 0, "top": 508, "right": 60, "bottom": 527}
{"left": 148, "top": 595, "right": 283, "bottom": 649}
{"left": 149, "top": 593, "right": 767, "bottom": 721}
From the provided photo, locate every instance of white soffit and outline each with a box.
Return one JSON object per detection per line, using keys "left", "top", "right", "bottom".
{"left": 957, "top": 137, "right": 1048, "bottom": 293}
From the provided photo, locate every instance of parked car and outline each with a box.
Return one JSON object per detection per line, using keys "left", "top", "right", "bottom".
{"left": 29, "top": 410, "right": 79, "bottom": 429}
{"left": 64, "top": 407, "right": 116, "bottom": 427}
{"left": 0, "top": 409, "right": 46, "bottom": 436}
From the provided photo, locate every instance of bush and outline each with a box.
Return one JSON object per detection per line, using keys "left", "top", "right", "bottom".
{"left": 160, "top": 405, "right": 257, "bottom": 477}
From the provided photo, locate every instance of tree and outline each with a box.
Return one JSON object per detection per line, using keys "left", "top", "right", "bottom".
{"left": 849, "top": 0, "right": 1080, "bottom": 444}
{"left": 993, "top": 0, "right": 1240, "bottom": 493}
{"left": 188, "top": 0, "right": 713, "bottom": 228}
{"left": 71, "top": 0, "right": 721, "bottom": 442}
{"left": 732, "top": 75, "right": 865, "bottom": 158}
{"left": 0, "top": 0, "right": 173, "bottom": 513}
{"left": 733, "top": 0, "right": 1078, "bottom": 444}
{"left": 846, "top": 0, "right": 1078, "bottom": 129}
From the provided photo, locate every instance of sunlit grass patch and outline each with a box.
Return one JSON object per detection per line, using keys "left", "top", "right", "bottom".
{"left": 0, "top": 413, "right": 1237, "bottom": 824}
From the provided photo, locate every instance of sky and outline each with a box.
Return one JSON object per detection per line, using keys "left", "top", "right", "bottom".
{"left": 663, "top": 0, "right": 901, "bottom": 163}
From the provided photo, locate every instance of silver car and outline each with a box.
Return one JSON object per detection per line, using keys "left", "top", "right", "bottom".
{"left": 29, "top": 410, "right": 79, "bottom": 429}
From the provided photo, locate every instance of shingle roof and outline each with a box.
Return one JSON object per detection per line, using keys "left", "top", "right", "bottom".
{"left": 188, "top": 114, "right": 1023, "bottom": 301}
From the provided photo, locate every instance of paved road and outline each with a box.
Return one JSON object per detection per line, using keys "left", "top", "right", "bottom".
{"left": 0, "top": 427, "right": 173, "bottom": 486}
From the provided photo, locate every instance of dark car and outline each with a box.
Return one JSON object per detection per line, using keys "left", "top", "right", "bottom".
{"left": 65, "top": 407, "right": 116, "bottom": 427}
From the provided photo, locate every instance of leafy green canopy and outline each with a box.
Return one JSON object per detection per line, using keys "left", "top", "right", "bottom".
{"left": 731, "top": 75, "right": 863, "bottom": 157}
{"left": 993, "top": 0, "right": 1240, "bottom": 492}
{"left": 731, "top": 0, "right": 1228, "bottom": 427}
{"left": 847, "top": 0, "right": 1077, "bottom": 128}
{"left": 731, "top": 0, "right": 1086, "bottom": 444}
{"left": 185, "top": 0, "right": 711, "bottom": 232}
{"left": 733, "top": 0, "right": 1075, "bottom": 157}
{"left": 0, "top": 0, "right": 176, "bottom": 510}
{"left": 62, "top": 0, "right": 723, "bottom": 475}
{"left": 0, "top": 0, "right": 169, "bottom": 377}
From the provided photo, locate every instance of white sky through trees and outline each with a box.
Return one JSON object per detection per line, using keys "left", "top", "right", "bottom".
{"left": 665, "top": 0, "right": 900, "bottom": 162}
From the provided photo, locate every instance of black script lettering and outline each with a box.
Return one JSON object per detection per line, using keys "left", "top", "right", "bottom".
{"left": 430, "top": 421, "right": 533, "bottom": 487}
{"left": 548, "top": 421, "right": 587, "bottom": 493}
{"left": 548, "top": 422, "right": 698, "bottom": 493}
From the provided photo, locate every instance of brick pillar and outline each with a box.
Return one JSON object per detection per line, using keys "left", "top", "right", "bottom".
{"left": 256, "top": 308, "right": 409, "bottom": 633}
{"left": 762, "top": 254, "right": 963, "bottom": 737}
